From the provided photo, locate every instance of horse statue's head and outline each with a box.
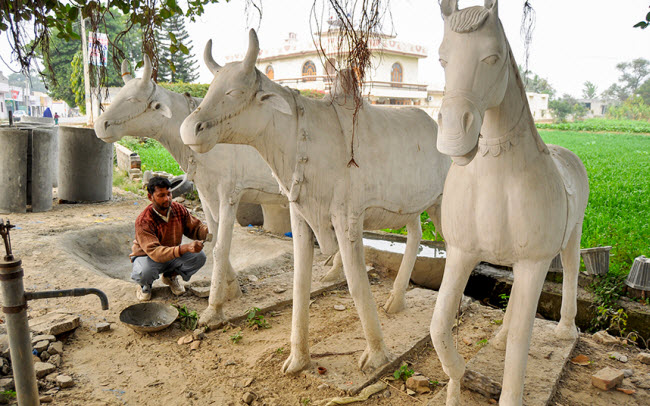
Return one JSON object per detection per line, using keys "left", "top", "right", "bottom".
{"left": 437, "top": 0, "right": 510, "bottom": 165}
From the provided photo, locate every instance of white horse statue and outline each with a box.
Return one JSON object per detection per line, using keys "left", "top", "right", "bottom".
{"left": 430, "top": 1, "right": 589, "bottom": 405}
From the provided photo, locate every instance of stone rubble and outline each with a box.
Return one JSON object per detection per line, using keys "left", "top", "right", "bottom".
{"left": 591, "top": 367, "right": 624, "bottom": 390}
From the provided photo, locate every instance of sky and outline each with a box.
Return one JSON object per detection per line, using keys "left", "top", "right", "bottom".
{"left": 1, "top": 0, "right": 649, "bottom": 97}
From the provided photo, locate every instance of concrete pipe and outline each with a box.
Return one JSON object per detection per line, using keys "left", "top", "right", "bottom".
{"left": 58, "top": 126, "right": 113, "bottom": 202}
{"left": 30, "top": 127, "right": 55, "bottom": 212}
{"left": 0, "top": 128, "right": 28, "bottom": 213}
{"left": 19, "top": 116, "right": 54, "bottom": 125}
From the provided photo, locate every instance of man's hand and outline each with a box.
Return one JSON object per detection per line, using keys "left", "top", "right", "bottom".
{"left": 180, "top": 240, "right": 204, "bottom": 255}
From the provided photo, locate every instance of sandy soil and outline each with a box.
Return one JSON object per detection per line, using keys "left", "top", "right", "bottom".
{"left": 1, "top": 188, "right": 648, "bottom": 405}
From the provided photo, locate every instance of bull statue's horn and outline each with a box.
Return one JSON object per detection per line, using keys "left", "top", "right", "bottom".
{"left": 441, "top": 0, "right": 458, "bottom": 17}
{"left": 243, "top": 29, "right": 259, "bottom": 72}
{"left": 121, "top": 60, "right": 133, "bottom": 84}
{"left": 203, "top": 39, "right": 222, "bottom": 75}
{"left": 142, "top": 54, "right": 152, "bottom": 83}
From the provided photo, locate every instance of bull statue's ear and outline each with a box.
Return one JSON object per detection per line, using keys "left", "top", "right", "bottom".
{"left": 150, "top": 100, "right": 172, "bottom": 118}
{"left": 256, "top": 91, "right": 292, "bottom": 115}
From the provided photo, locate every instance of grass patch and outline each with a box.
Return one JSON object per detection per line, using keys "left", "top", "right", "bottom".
{"left": 536, "top": 118, "right": 650, "bottom": 134}
{"left": 112, "top": 167, "right": 145, "bottom": 196}
{"left": 118, "top": 136, "right": 184, "bottom": 176}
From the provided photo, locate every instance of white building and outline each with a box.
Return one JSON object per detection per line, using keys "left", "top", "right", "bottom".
{"left": 225, "top": 27, "right": 430, "bottom": 107}
{"left": 577, "top": 98, "right": 611, "bottom": 117}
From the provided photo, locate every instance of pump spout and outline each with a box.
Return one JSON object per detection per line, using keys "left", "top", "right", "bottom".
{"left": 25, "top": 288, "right": 109, "bottom": 310}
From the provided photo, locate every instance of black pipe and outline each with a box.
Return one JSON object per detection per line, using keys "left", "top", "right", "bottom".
{"left": 25, "top": 288, "right": 109, "bottom": 310}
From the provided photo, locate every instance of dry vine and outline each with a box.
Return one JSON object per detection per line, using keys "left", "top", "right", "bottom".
{"left": 310, "top": 0, "right": 393, "bottom": 168}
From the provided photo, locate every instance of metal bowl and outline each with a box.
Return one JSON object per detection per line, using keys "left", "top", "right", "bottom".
{"left": 119, "top": 302, "right": 179, "bottom": 333}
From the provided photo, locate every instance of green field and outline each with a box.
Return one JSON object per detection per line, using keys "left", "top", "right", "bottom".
{"left": 539, "top": 130, "right": 650, "bottom": 276}
{"left": 118, "top": 137, "right": 185, "bottom": 176}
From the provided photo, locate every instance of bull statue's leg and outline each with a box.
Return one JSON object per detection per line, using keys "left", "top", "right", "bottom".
{"left": 199, "top": 198, "right": 242, "bottom": 328}
{"left": 492, "top": 284, "right": 514, "bottom": 351}
{"left": 261, "top": 204, "right": 292, "bottom": 235}
{"left": 197, "top": 189, "right": 218, "bottom": 254}
{"left": 500, "top": 259, "right": 550, "bottom": 406}
{"left": 430, "top": 246, "right": 478, "bottom": 406}
{"left": 333, "top": 214, "right": 392, "bottom": 372}
{"left": 384, "top": 214, "right": 422, "bottom": 313}
{"left": 554, "top": 223, "right": 582, "bottom": 339}
{"left": 282, "top": 203, "right": 315, "bottom": 374}
{"left": 321, "top": 251, "right": 344, "bottom": 283}
{"left": 426, "top": 194, "right": 444, "bottom": 240}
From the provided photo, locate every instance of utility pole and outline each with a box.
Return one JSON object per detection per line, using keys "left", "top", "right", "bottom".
{"left": 80, "top": 15, "right": 93, "bottom": 125}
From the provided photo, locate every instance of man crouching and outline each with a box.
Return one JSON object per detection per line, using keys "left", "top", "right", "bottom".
{"left": 130, "top": 176, "right": 208, "bottom": 301}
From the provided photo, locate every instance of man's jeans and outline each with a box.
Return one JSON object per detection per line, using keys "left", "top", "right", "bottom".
{"left": 131, "top": 251, "right": 207, "bottom": 292}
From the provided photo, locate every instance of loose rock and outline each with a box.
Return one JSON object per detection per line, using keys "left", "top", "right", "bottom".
{"left": 318, "top": 384, "right": 329, "bottom": 390}
{"left": 406, "top": 375, "right": 431, "bottom": 393}
{"left": 40, "top": 351, "right": 50, "bottom": 362}
{"left": 177, "top": 335, "right": 193, "bottom": 345}
{"left": 45, "top": 373, "right": 58, "bottom": 383}
{"left": 47, "top": 341, "right": 63, "bottom": 355}
{"left": 406, "top": 389, "right": 416, "bottom": 396}
{"left": 0, "top": 377, "right": 14, "bottom": 391}
{"left": 56, "top": 375, "right": 74, "bottom": 388}
{"left": 592, "top": 367, "right": 624, "bottom": 390}
{"left": 31, "top": 335, "right": 56, "bottom": 345}
{"left": 608, "top": 351, "right": 628, "bottom": 363}
{"left": 49, "top": 354, "right": 61, "bottom": 367}
{"left": 95, "top": 322, "right": 111, "bottom": 333}
{"left": 637, "top": 352, "right": 650, "bottom": 365}
{"left": 623, "top": 369, "right": 634, "bottom": 377}
{"left": 242, "top": 391, "right": 256, "bottom": 404}
{"left": 39, "top": 395, "right": 53, "bottom": 403}
{"left": 273, "top": 288, "right": 286, "bottom": 294}
{"left": 243, "top": 377, "right": 254, "bottom": 387}
{"left": 34, "top": 362, "right": 56, "bottom": 378}
{"left": 29, "top": 312, "right": 80, "bottom": 336}
{"left": 192, "top": 329, "right": 205, "bottom": 341}
{"left": 333, "top": 305, "right": 346, "bottom": 311}
{"left": 593, "top": 330, "right": 620, "bottom": 346}
{"left": 33, "top": 340, "right": 50, "bottom": 353}
{"left": 190, "top": 341, "right": 201, "bottom": 351}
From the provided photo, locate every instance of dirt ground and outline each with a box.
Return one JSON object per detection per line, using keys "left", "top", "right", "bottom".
{"left": 1, "top": 188, "right": 648, "bottom": 405}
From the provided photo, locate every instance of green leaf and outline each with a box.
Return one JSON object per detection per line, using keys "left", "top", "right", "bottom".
{"left": 160, "top": 8, "right": 171, "bottom": 19}
{"left": 169, "top": 32, "right": 177, "bottom": 44}
{"left": 166, "top": 0, "right": 178, "bottom": 9}
{"left": 179, "top": 43, "right": 189, "bottom": 55}
{"left": 67, "top": 6, "right": 78, "bottom": 20}
{"left": 169, "top": 44, "right": 177, "bottom": 54}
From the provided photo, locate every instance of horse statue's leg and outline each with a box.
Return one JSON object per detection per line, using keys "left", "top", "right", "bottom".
{"left": 321, "top": 251, "right": 344, "bottom": 282}
{"left": 333, "top": 214, "right": 392, "bottom": 372}
{"left": 430, "top": 246, "right": 478, "bottom": 406}
{"left": 492, "top": 284, "right": 514, "bottom": 351}
{"left": 282, "top": 204, "right": 315, "bottom": 374}
{"left": 554, "top": 223, "right": 582, "bottom": 339}
{"left": 384, "top": 214, "right": 422, "bottom": 313}
{"left": 500, "top": 259, "right": 550, "bottom": 406}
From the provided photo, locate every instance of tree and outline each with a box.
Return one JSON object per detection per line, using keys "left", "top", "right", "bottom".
{"left": 519, "top": 66, "right": 556, "bottom": 98}
{"left": 156, "top": 14, "right": 199, "bottom": 83}
{"left": 601, "top": 83, "right": 628, "bottom": 102}
{"left": 616, "top": 58, "right": 650, "bottom": 95}
{"left": 582, "top": 81, "right": 598, "bottom": 99}
{"left": 8, "top": 72, "right": 47, "bottom": 92}
{"left": 636, "top": 78, "right": 650, "bottom": 104}
{"left": 549, "top": 94, "right": 585, "bottom": 123}
{"left": 70, "top": 51, "right": 86, "bottom": 114}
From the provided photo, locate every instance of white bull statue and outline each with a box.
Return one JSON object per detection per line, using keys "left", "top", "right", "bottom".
{"left": 431, "top": 1, "right": 589, "bottom": 405}
{"left": 94, "top": 55, "right": 293, "bottom": 327}
{"left": 180, "top": 30, "right": 451, "bottom": 373}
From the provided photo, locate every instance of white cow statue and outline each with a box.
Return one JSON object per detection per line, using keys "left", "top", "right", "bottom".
{"left": 431, "top": 1, "right": 589, "bottom": 405}
{"left": 94, "top": 55, "right": 292, "bottom": 327}
{"left": 180, "top": 30, "right": 451, "bottom": 373}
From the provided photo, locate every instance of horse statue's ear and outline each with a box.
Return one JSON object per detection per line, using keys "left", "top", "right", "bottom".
{"left": 485, "top": 0, "right": 498, "bottom": 14}
{"left": 441, "top": 0, "right": 458, "bottom": 18}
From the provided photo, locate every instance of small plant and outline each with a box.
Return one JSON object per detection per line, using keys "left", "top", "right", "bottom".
{"left": 429, "top": 379, "right": 439, "bottom": 387}
{"left": 476, "top": 338, "right": 489, "bottom": 348}
{"left": 245, "top": 307, "right": 270, "bottom": 329}
{"left": 498, "top": 293, "right": 510, "bottom": 309}
{"left": 393, "top": 363, "right": 414, "bottom": 381}
{"left": 230, "top": 331, "right": 243, "bottom": 344}
{"left": 300, "top": 398, "right": 311, "bottom": 405}
{"left": 491, "top": 319, "right": 503, "bottom": 325}
{"left": 275, "top": 347, "right": 284, "bottom": 354}
{"left": 173, "top": 304, "right": 198, "bottom": 330}
{"left": 0, "top": 390, "right": 16, "bottom": 399}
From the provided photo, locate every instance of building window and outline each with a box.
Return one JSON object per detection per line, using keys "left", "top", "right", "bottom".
{"left": 265, "top": 65, "right": 274, "bottom": 80}
{"left": 391, "top": 62, "right": 403, "bottom": 84}
{"left": 302, "top": 60, "right": 317, "bottom": 81}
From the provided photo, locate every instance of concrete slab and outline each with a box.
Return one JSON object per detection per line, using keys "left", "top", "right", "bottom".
{"left": 29, "top": 311, "right": 81, "bottom": 336}
{"left": 301, "top": 288, "right": 464, "bottom": 395}
{"left": 429, "top": 318, "right": 578, "bottom": 405}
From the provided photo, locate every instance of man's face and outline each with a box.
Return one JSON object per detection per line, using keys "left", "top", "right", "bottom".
{"left": 148, "top": 186, "right": 172, "bottom": 213}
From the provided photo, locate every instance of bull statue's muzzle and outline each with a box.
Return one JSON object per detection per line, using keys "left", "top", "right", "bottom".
{"left": 93, "top": 117, "right": 121, "bottom": 144}
{"left": 437, "top": 97, "right": 482, "bottom": 166}
{"left": 180, "top": 114, "right": 214, "bottom": 153}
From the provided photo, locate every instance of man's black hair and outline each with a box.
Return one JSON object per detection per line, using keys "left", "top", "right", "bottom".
{"left": 147, "top": 176, "right": 172, "bottom": 195}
